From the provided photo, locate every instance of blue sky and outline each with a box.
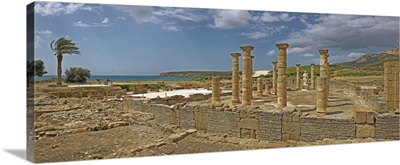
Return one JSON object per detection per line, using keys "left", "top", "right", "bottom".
{"left": 32, "top": 2, "right": 399, "bottom": 75}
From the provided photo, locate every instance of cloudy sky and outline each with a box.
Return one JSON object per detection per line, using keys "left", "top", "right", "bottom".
{"left": 32, "top": 2, "right": 399, "bottom": 75}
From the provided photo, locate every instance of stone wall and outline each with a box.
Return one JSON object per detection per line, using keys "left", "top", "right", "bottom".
{"left": 300, "top": 116, "right": 355, "bottom": 142}
{"left": 124, "top": 99, "right": 398, "bottom": 142}
{"left": 179, "top": 106, "right": 195, "bottom": 129}
{"left": 254, "top": 109, "right": 282, "bottom": 141}
{"left": 375, "top": 113, "right": 400, "bottom": 140}
{"left": 208, "top": 110, "right": 240, "bottom": 137}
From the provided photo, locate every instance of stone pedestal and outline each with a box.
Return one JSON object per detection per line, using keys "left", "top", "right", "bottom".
{"left": 272, "top": 61, "right": 277, "bottom": 95}
{"left": 231, "top": 53, "right": 241, "bottom": 103}
{"left": 310, "top": 63, "right": 315, "bottom": 90}
{"left": 240, "top": 45, "right": 254, "bottom": 105}
{"left": 212, "top": 76, "right": 221, "bottom": 103}
{"left": 316, "top": 77, "right": 327, "bottom": 115}
{"left": 257, "top": 78, "right": 263, "bottom": 96}
{"left": 296, "top": 64, "right": 301, "bottom": 90}
{"left": 276, "top": 43, "right": 289, "bottom": 108}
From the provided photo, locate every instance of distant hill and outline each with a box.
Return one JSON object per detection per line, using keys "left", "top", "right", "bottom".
{"left": 159, "top": 71, "right": 235, "bottom": 78}
{"left": 335, "top": 47, "right": 399, "bottom": 70}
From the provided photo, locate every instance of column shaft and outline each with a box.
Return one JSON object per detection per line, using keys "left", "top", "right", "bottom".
{"left": 296, "top": 64, "right": 301, "bottom": 90}
{"left": 276, "top": 43, "right": 289, "bottom": 108}
{"left": 310, "top": 63, "right": 315, "bottom": 90}
{"left": 272, "top": 61, "right": 277, "bottom": 95}
{"left": 212, "top": 77, "right": 221, "bottom": 103}
{"left": 257, "top": 78, "right": 263, "bottom": 96}
{"left": 231, "top": 53, "right": 241, "bottom": 103}
{"left": 240, "top": 46, "right": 254, "bottom": 105}
{"left": 316, "top": 77, "right": 327, "bottom": 115}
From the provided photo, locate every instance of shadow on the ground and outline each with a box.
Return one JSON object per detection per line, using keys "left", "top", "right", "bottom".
{"left": 328, "top": 111, "right": 344, "bottom": 115}
{"left": 4, "top": 149, "right": 26, "bottom": 160}
{"left": 328, "top": 103, "right": 353, "bottom": 107}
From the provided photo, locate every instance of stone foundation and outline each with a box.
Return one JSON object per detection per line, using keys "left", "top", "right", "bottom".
{"left": 124, "top": 99, "right": 399, "bottom": 142}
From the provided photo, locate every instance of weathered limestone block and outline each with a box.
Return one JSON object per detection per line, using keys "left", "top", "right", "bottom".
{"left": 238, "top": 118, "right": 259, "bottom": 130}
{"left": 353, "top": 108, "right": 367, "bottom": 124}
{"left": 194, "top": 107, "right": 208, "bottom": 131}
{"left": 356, "top": 124, "right": 375, "bottom": 138}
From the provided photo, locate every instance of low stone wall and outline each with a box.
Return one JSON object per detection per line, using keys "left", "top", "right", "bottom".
{"left": 124, "top": 99, "right": 399, "bottom": 142}
{"left": 255, "top": 109, "right": 282, "bottom": 141}
{"left": 375, "top": 113, "right": 400, "bottom": 140}
{"left": 300, "top": 116, "right": 355, "bottom": 142}
{"left": 208, "top": 110, "right": 240, "bottom": 137}
{"left": 41, "top": 86, "right": 127, "bottom": 98}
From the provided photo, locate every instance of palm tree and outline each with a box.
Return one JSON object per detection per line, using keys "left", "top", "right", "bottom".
{"left": 50, "top": 37, "right": 80, "bottom": 85}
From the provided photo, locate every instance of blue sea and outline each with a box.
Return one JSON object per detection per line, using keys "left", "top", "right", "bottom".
{"left": 34, "top": 75, "right": 192, "bottom": 81}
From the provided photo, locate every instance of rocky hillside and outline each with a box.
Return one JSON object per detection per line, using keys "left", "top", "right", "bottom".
{"left": 160, "top": 71, "right": 235, "bottom": 78}
{"left": 335, "top": 47, "right": 399, "bottom": 70}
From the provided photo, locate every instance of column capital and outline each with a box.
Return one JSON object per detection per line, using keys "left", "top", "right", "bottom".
{"left": 251, "top": 56, "right": 255, "bottom": 59}
{"left": 319, "top": 49, "right": 329, "bottom": 55}
{"left": 240, "top": 45, "right": 254, "bottom": 52}
{"left": 272, "top": 61, "right": 277, "bottom": 64}
{"left": 310, "top": 63, "right": 315, "bottom": 66}
{"left": 296, "top": 63, "right": 301, "bottom": 66}
{"left": 231, "top": 53, "right": 241, "bottom": 58}
{"left": 276, "top": 43, "right": 289, "bottom": 49}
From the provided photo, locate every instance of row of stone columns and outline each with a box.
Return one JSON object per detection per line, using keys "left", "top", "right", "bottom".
{"left": 215, "top": 44, "right": 330, "bottom": 114}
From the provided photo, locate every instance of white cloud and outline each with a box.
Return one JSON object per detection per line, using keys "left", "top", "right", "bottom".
{"left": 283, "top": 15, "right": 399, "bottom": 55}
{"left": 101, "top": 18, "right": 109, "bottom": 24}
{"left": 34, "top": 2, "right": 64, "bottom": 16}
{"left": 65, "top": 3, "right": 84, "bottom": 14}
{"left": 161, "top": 25, "right": 179, "bottom": 32}
{"left": 73, "top": 20, "right": 112, "bottom": 28}
{"left": 258, "top": 12, "right": 296, "bottom": 22}
{"left": 211, "top": 10, "right": 251, "bottom": 29}
{"left": 266, "top": 50, "right": 276, "bottom": 56}
{"left": 301, "top": 53, "right": 315, "bottom": 57}
{"left": 279, "top": 13, "right": 296, "bottom": 22}
{"left": 348, "top": 52, "right": 364, "bottom": 59}
{"left": 35, "top": 36, "right": 44, "bottom": 47}
{"left": 115, "top": 6, "right": 159, "bottom": 23}
{"left": 154, "top": 8, "right": 206, "bottom": 22}
{"left": 35, "top": 30, "right": 52, "bottom": 37}
{"left": 117, "top": 16, "right": 126, "bottom": 20}
{"left": 73, "top": 21, "right": 92, "bottom": 27}
{"left": 240, "top": 31, "right": 268, "bottom": 39}
{"left": 35, "top": 2, "right": 93, "bottom": 16}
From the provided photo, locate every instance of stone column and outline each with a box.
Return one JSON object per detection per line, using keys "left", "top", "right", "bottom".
{"left": 231, "top": 53, "right": 241, "bottom": 103}
{"left": 296, "top": 64, "right": 301, "bottom": 90}
{"left": 276, "top": 43, "right": 289, "bottom": 108}
{"left": 257, "top": 78, "right": 263, "bottom": 96}
{"left": 212, "top": 76, "right": 221, "bottom": 103}
{"left": 316, "top": 77, "right": 327, "bottom": 115}
{"left": 240, "top": 45, "right": 254, "bottom": 105}
{"left": 310, "top": 63, "right": 315, "bottom": 90}
{"left": 272, "top": 61, "right": 277, "bottom": 95}
{"left": 264, "top": 80, "right": 271, "bottom": 95}
{"left": 384, "top": 61, "right": 399, "bottom": 112}
{"left": 250, "top": 56, "right": 255, "bottom": 99}
{"left": 317, "top": 49, "right": 329, "bottom": 115}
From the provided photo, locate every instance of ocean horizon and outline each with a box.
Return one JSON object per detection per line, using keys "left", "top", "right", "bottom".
{"left": 34, "top": 75, "right": 192, "bottom": 81}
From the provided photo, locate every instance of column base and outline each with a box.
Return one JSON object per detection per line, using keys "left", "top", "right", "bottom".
{"left": 316, "top": 108, "right": 327, "bottom": 115}
{"left": 242, "top": 102, "right": 251, "bottom": 106}
{"left": 231, "top": 99, "right": 240, "bottom": 103}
